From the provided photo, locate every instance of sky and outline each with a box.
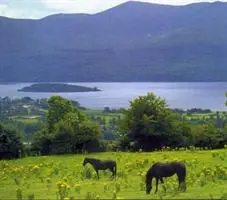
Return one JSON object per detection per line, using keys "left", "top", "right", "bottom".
{"left": 0, "top": 0, "right": 226, "bottom": 19}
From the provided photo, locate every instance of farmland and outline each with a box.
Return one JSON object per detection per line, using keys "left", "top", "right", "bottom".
{"left": 1, "top": 149, "right": 227, "bottom": 200}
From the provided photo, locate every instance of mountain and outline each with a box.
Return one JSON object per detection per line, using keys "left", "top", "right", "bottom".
{"left": 0, "top": 1, "right": 227, "bottom": 82}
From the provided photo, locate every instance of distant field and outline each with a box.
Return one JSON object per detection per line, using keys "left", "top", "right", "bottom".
{"left": 83, "top": 109, "right": 123, "bottom": 121}
{"left": 1, "top": 149, "right": 227, "bottom": 199}
{"left": 10, "top": 116, "right": 41, "bottom": 124}
{"left": 8, "top": 109, "right": 226, "bottom": 125}
{"left": 83, "top": 109, "right": 122, "bottom": 116}
{"left": 184, "top": 112, "right": 227, "bottom": 122}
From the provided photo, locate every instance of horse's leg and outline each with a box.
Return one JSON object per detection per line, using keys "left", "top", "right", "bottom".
{"left": 178, "top": 179, "right": 185, "bottom": 192}
{"left": 160, "top": 178, "right": 166, "bottom": 192}
{"left": 177, "top": 180, "right": 181, "bottom": 191}
{"left": 114, "top": 165, "right": 117, "bottom": 179}
{"left": 182, "top": 181, "right": 186, "bottom": 192}
{"left": 155, "top": 178, "right": 159, "bottom": 194}
{"left": 178, "top": 181, "right": 184, "bottom": 191}
{"left": 95, "top": 169, "right": 99, "bottom": 180}
{"left": 177, "top": 172, "right": 186, "bottom": 192}
{"left": 110, "top": 168, "right": 114, "bottom": 180}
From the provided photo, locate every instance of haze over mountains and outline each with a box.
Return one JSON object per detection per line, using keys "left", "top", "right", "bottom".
{"left": 0, "top": 1, "right": 227, "bottom": 82}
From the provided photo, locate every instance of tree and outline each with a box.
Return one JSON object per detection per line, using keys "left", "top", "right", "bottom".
{"left": 33, "top": 95, "right": 102, "bottom": 155}
{"left": 47, "top": 96, "right": 75, "bottom": 132}
{"left": 32, "top": 128, "right": 52, "bottom": 155}
{"left": 192, "top": 123, "right": 222, "bottom": 148}
{"left": 0, "top": 124, "right": 23, "bottom": 159}
{"left": 119, "top": 93, "right": 176, "bottom": 151}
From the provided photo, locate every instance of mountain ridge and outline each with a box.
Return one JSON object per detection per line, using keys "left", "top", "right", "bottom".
{"left": 0, "top": 1, "right": 227, "bottom": 82}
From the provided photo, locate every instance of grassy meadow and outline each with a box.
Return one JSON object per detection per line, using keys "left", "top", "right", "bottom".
{"left": 1, "top": 149, "right": 227, "bottom": 200}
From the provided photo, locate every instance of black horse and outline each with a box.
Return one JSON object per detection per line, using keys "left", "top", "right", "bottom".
{"left": 145, "top": 161, "right": 186, "bottom": 194}
{"left": 83, "top": 157, "right": 117, "bottom": 179}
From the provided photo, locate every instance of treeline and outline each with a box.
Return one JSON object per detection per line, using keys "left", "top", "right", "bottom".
{"left": 118, "top": 93, "right": 227, "bottom": 151}
{"left": 0, "top": 96, "right": 120, "bottom": 142}
{"left": 0, "top": 96, "right": 82, "bottom": 118}
{"left": 1, "top": 93, "right": 227, "bottom": 159}
{"left": 172, "top": 108, "right": 212, "bottom": 114}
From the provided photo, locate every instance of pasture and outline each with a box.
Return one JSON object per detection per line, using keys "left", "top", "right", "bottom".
{"left": 1, "top": 149, "right": 227, "bottom": 200}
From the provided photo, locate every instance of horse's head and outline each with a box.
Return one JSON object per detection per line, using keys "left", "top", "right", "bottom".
{"left": 83, "top": 157, "right": 89, "bottom": 166}
{"left": 146, "top": 169, "right": 153, "bottom": 194}
{"left": 146, "top": 184, "right": 152, "bottom": 194}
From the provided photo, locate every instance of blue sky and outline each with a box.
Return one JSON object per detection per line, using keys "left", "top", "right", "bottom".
{"left": 0, "top": 0, "right": 226, "bottom": 19}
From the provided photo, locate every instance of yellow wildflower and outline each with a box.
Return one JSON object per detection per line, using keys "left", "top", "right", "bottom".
{"left": 56, "top": 181, "right": 62, "bottom": 187}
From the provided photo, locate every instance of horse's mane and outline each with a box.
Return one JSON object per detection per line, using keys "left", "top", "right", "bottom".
{"left": 85, "top": 157, "right": 101, "bottom": 162}
{"left": 153, "top": 161, "right": 184, "bottom": 166}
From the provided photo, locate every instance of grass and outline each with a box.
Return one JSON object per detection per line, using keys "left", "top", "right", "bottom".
{"left": 1, "top": 149, "right": 227, "bottom": 200}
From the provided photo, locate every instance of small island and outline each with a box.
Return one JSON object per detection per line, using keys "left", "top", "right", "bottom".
{"left": 18, "top": 83, "right": 101, "bottom": 93}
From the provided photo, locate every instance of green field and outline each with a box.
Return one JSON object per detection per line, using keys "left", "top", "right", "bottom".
{"left": 1, "top": 149, "right": 227, "bottom": 200}
{"left": 10, "top": 116, "right": 41, "bottom": 124}
{"left": 83, "top": 109, "right": 123, "bottom": 120}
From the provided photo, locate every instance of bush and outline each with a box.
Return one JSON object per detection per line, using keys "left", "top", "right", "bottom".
{"left": 0, "top": 124, "right": 23, "bottom": 159}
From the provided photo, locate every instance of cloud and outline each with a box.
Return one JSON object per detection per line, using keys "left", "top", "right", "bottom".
{"left": 41, "top": 0, "right": 77, "bottom": 11}
{"left": 0, "top": 4, "right": 8, "bottom": 16}
{"left": 41, "top": 0, "right": 227, "bottom": 12}
{"left": 0, "top": 0, "right": 60, "bottom": 19}
{"left": 41, "top": 0, "right": 127, "bottom": 13}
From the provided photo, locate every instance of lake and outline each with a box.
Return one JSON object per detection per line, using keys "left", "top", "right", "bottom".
{"left": 0, "top": 82, "right": 227, "bottom": 110}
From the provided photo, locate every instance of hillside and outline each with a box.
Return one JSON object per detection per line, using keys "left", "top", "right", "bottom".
{"left": 0, "top": 1, "right": 227, "bottom": 82}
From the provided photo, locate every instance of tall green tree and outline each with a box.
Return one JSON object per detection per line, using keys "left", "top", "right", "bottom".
{"left": 119, "top": 93, "right": 177, "bottom": 150}
{"left": 47, "top": 96, "right": 75, "bottom": 132}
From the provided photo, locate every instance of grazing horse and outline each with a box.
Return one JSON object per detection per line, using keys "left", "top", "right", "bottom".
{"left": 83, "top": 157, "right": 117, "bottom": 179}
{"left": 145, "top": 161, "right": 186, "bottom": 194}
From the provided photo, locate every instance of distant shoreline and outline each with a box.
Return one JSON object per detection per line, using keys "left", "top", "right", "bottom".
{"left": 2, "top": 81, "right": 227, "bottom": 85}
{"left": 0, "top": 82, "right": 226, "bottom": 111}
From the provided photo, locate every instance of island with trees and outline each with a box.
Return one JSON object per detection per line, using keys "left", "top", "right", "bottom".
{"left": 17, "top": 83, "right": 101, "bottom": 93}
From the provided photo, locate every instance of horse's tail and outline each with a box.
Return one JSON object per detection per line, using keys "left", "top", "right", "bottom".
{"left": 183, "top": 164, "right": 187, "bottom": 191}
{"left": 178, "top": 163, "right": 187, "bottom": 191}
{"left": 182, "top": 163, "right": 186, "bottom": 181}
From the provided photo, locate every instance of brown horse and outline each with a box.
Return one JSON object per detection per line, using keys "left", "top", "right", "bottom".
{"left": 145, "top": 161, "right": 186, "bottom": 194}
{"left": 83, "top": 157, "right": 117, "bottom": 179}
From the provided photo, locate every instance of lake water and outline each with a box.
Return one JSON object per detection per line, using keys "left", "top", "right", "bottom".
{"left": 0, "top": 82, "right": 227, "bottom": 110}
